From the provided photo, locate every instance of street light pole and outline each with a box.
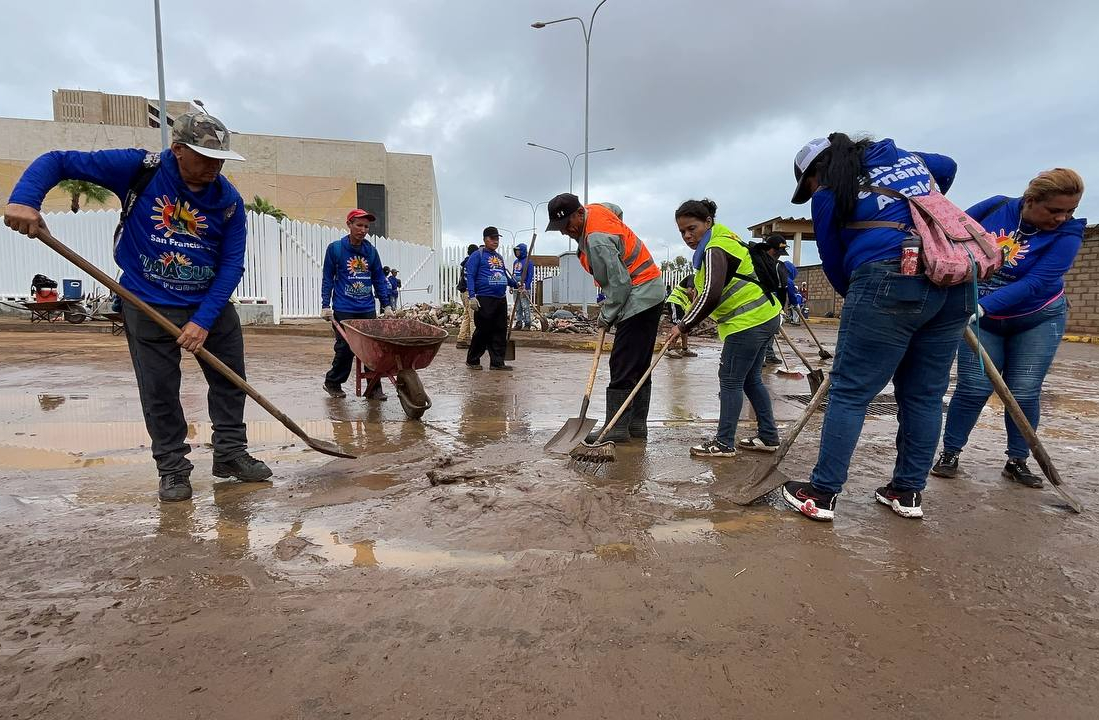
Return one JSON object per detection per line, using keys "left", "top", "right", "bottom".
{"left": 532, "top": 0, "right": 609, "bottom": 205}
{"left": 153, "top": 0, "right": 169, "bottom": 149}
{"left": 526, "top": 142, "right": 615, "bottom": 195}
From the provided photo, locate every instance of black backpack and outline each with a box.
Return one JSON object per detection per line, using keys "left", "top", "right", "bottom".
{"left": 113, "top": 152, "right": 161, "bottom": 250}
{"left": 741, "top": 242, "right": 783, "bottom": 302}
{"left": 456, "top": 256, "right": 469, "bottom": 293}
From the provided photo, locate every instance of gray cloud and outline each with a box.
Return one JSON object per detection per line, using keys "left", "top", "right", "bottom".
{"left": 2, "top": 0, "right": 1096, "bottom": 265}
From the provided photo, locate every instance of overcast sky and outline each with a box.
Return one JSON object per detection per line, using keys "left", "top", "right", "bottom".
{"left": 2, "top": 0, "right": 1097, "bottom": 264}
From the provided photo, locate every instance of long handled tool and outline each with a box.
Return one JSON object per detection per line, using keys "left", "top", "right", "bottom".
{"left": 777, "top": 325, "right": 825, "bottom": 396}
{"left": 504, "top": 231, "right": 538, "bottom": 362}
{"left": 35, "top": 229, "right": 357, "bottom": 459}
{"left": 544, "top": 328, "right": 608, "bottom": 454}
{"left": 773, "top": 336, "right": 804, "bottom": 380}
{"left": 569, "top": 336, "right": 674, "bottom": 472}
{"left": 727, "top": 373, "right": 832, "bottom": 505}
{"left": 963, "top": 327, "right": 1082, "bottom": 513}
{"left": 801, "top": 315, "right": 833, "bottom": 360}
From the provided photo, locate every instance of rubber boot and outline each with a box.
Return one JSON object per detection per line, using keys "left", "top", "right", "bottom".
{"left": 628, "top": 384, "right": 651, "bottom": 440}
{"left": 586, "top": 388, "right": 632, "bottom": 443}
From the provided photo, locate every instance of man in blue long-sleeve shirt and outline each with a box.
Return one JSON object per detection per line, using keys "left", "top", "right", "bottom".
{"left": 321, "top": 208, "right": 390, "bottom": 399}
{"left": 2, "top": 111, "right": 272, "bottom": 502}
{"left": 465, "top": 226, "right": 518, "bottom": 370}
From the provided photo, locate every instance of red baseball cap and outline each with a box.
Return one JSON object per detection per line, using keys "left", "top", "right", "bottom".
{"left": 346, "top": 208, "right": 377, "bottom": 223}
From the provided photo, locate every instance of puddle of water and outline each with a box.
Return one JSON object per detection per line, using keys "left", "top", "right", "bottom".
{"left": 648, "top": 512, "right": 774, "bottom": 544}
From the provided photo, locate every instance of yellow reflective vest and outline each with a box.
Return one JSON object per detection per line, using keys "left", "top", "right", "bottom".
{"left": 693, "top": 224, "right": 780, "bottom": 340}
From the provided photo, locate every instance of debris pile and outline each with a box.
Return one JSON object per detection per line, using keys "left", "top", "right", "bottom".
{"left": 393, "top": 302, "right": 464, "bottom": 328}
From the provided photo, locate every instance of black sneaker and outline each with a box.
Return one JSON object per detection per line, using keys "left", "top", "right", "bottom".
{"left": 465, "top": 361, "right": 482, "bottom": 369}
{"left": 782, "top": 480, "right": 837, "bottom": 521}
{"left": 930, "top": 450, "right": 959, "bottom": 478}
{"left": 158, "top": 473, "right": 193, "bottom": 502}
{"left": 365, "top": 383, "right": 388, "bottom": 401}
{"left": 764, "top": 355, "right": 782, "bottom": 365}
{"left": 689, "top": 440, "right": 737, "bottom": 458}
{"left": 490, "top": 364, "right": 514, "bottom": 371}
{"left": 1003, "top": 458, "right": 1043, "bottom": 488}
{"left": 213, "top": 454, "right": 273, "bottom": 483}
{"left": 323, "top": 382, "right": 346, "bottom": 398}
{"left": 874, "top": 483, "right": 924, "bottom": 519}
{"left": 738, "top": 436, "right": 780, "bottom": 453}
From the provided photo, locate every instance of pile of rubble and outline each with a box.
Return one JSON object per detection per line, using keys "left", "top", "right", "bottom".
{"left": 393, "top": 302, "right": 464, "bottom": 328}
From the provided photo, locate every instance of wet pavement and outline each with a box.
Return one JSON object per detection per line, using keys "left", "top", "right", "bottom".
{"left": 1, "top": 325, "right": 1098, "bottom": 719}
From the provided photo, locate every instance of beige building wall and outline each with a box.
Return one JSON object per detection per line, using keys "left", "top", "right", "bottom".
{"left": 0, "top": 115, "right": 439, "bottom": 248}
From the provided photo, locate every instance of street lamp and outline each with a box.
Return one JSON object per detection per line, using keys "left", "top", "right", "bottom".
{"left": 526, "top": 143, "right": 615, "bottom": 195}
{"left": 504, "top": 195, "right": 549, "bottom": 246}
{"left": 532, "top": 0, "right": 610, "bottom": 205}
{"left": 153, "top": 0, "right": 168, "bottom": 149}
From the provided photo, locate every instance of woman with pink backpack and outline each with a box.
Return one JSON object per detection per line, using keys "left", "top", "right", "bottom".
{"left": 933, "top": 169, "right": 1086, "bottom": 487}
{"left": 781, "top": 133, "right": 974, "bottom": 522}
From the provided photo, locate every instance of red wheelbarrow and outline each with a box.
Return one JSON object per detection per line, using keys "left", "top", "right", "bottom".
{"left": 333, "top": 318, "right": 448, "bottom": 420}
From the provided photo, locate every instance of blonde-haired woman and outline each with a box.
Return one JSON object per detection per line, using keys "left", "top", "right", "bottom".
{"left": 934, "top": 168, "right": 1086, "bottom": 487}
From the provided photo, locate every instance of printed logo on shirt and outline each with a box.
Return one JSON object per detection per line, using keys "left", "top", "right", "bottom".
{"left": 995, "top": 230, "right": 1030, "bottom": 268}
{"left": 346, "top": 281, "right": 371, "bottom": 297}
{"left": 138, "top": 251, "right": 215, "bottom": 290}
{"left": 346, "top": 256, "right": 371, "bottom": 277}
{"left": 150, "top": 196, "right": 208, "bottom": 239}
{"left": 860, "top": 155, "right": 933, "bottom": 211}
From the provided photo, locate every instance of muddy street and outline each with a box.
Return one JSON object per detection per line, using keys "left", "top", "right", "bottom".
{"left": 1, "top": 325, "right": 1098, "bottom": 719}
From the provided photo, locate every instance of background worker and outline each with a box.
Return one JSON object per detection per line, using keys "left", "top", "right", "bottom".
{"left": 511, "top": 242, "right": 535, "bottom": 330}
{"left": 783, "top": 133, "right": 965, "bottom": 522}
{"left": 669, "top": 199, "right": 782, "bottom": 457}
{"left": 546, "top": 193, "right": 664, "bottom": 441}
{"left": 934, "top": 168, "right": 1086, "bottom": 488}
{"left": 465, "top": 226, "right": 518, "bottom": 370}
{"left": 456, "top": 243, "right": 478, "bottom": 349}
{"left": 387, "top": 268, "right": 401, "bottom": 311}
{"left": 321, "top": 209, "right": 390, "bottom": 400}
{"left": 3, "top": 111, "right": 271, "bottom": 502}
{"left": 751, "top": 234, "right": 792, "bottom": 364}
{"left": 665, "top": 274, "right": 697, "bottom": 358}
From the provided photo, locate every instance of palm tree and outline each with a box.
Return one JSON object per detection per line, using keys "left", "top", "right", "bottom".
{"left": 674, "top": 255, "right": 689, "bottom": 270}
{"left": 57, "top": 180, "right": 111, "bottom": 213}
{"left": 244, "top": 195, "right": 287, "bottom": 221}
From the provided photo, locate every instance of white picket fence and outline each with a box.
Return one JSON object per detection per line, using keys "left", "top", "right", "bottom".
{"left": 0, "top": 210, "right": 437, "bottom": 323}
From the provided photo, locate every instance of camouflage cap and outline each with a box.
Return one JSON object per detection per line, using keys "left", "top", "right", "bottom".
{"left": 172, "top": 111, "right": 245, "bottom": 161}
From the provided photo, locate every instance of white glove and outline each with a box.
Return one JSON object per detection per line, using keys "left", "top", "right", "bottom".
{"left": 969, "top": 305, "right": 985, "bottom": 324}
{"left": 321, "top": 307, "right": 333, "bottom": 321}
{"left": 469, "top": 297, "right": 481, "bottom": 312}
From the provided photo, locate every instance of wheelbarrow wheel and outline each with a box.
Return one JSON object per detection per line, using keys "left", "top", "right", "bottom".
{"left": 64, "top": 311, "right": 87, "bottom": 324}
{"left": 395, "top": 368, "right": 431, "bottom": 420}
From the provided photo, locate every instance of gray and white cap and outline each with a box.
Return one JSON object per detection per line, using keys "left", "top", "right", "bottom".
{"left": 791, "top": 137, "right": 830, "bottom": 204}
{"left": 172, "top": 111, "right": 245, "bottom": 161}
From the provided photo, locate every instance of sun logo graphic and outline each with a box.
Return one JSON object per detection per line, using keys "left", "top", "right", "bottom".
{"left": 996, "top": 232, "right": 1029, "bottom": 268}
{"left": 158, "top": 251, "right": 192, "bottom": 270}
{"left": 487, "top": 255, "right": 504, "bottom": 268}
{"left": 346, "top": 256, "right": 370, "bottom": 275}
{"left": 151, "top": 195, "right": 208, "bottom": 238}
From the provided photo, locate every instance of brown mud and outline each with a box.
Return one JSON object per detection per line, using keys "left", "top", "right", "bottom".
{"left": 1, "top": 327, "right": 1097, "bottom": 719}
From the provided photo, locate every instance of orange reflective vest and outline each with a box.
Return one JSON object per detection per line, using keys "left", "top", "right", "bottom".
{"left": 577, "top": 204, "right": 661, "bottom": 286}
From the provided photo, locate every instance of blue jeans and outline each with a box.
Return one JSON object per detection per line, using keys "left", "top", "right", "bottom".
{"left": 515, "top": 293, "right": 532, "bottom": 328}
{"left": 716, "top": 315, "right": 781, "bottom": 448}
{"left": 809, "top": 262, "right": 972, "bottom": 494}
{"left": 942, "top": 297, "right": 1067, "bottom": 459}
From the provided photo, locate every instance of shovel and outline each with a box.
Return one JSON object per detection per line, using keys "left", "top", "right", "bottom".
{"left": 33, "top": 229, "right": 357, "bottom": 460}
{"left": 724, "top": 372, "right": 832, "bottom": 505}
{"left": 963, "top": 327, "right": 1082, "bottom": 513}
{"left": 544, "top": 328, "right": 607, "bottom": 454}
{"left": 801, "top": 315, "right": 833, "bottom": 360}
{"left": 777, "top": 325, "right": 825, "bottom": 396}
{"left": 773, "top": 337, "right": 804, "bottom": 380}
{"left": 504, "top": 231, "right": 538, "bottom": 362}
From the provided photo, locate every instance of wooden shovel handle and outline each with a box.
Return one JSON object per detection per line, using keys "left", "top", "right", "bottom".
{"left": 576, "top": 328, "right": 607, "bottom": 421}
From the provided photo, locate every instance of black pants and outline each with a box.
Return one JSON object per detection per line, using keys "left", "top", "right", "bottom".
{"left": 608, "top": 302, "right": 663, "bottom": 392}
{"left": 121, "top": 301, "right": 248, "bottom": 477}
{"left": 467, "top": 295, "right": 508, "bottom": 366}
{"left": 326, "top": 310, "right": 376, "bottom": 385}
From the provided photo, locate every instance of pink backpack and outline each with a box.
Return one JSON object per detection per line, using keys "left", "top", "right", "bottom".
{"left": 849, "top": 159, "right": 1003, "bottom": 286}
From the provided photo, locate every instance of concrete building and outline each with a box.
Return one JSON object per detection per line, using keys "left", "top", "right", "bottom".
{"left": 0, "top": 89, "right": 441, "bottom": 249}
{"left": 747, "top": 216, "right": 814, "bottom": 266}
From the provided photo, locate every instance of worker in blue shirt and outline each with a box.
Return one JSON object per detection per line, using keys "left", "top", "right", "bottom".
{"left": 465, "top": 226, "right": 519, "bottom": 370}
{"left": 3, "top": 111, "right": 272, "bottom": 502}
{"left": 321, "top": 209, "right": 390, "bottom": 400}
{"left": 387, "top": 268, "right": 401, "bottom": 311}
{"left": 511, "top": 242, "right": 535, "bottom": 330}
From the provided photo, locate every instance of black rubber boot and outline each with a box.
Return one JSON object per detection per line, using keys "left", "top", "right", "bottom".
{"left": 628, "top": 385, "right": 651, "bottom": 440}
{"left": 586, "top": 388, "right": 632, "bottom": 443}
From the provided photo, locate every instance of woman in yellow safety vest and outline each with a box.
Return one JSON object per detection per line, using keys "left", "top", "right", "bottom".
{"left": 668, "top": 198, "right": 782, "bottom": 457}
{"left": 665, "top": 276, "right": 697, "bottom": 358}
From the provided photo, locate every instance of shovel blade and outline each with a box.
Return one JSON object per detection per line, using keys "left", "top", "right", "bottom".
{"left": 544, "top": 417, "right": 598, "bottom": 454}
{"left": 504, "top": 339, "right": 516, "bottom": 362}
{"left": 716, "top": 458, "right": 791, "bottom": 505}
{"left": 305, "top": 437, "right": 359, "bottom": 459}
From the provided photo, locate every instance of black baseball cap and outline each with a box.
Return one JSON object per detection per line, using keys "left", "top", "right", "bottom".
{"left": 483, "top": 226, "right": 501, "bottom": 238}
{"left": 546, "top": 193, "right": 583, "bottom": 232}
{"left": 763, "top": 233, "right": 789, "bottom": 255}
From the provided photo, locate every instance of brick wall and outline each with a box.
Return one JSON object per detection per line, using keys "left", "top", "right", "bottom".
{"left": 796, "top": 224, "right": 1098, "bottom": 333}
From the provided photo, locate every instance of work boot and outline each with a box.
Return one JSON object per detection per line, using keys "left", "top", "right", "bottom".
{"left": 586, "top": 388, "right": 632, "bottom": 444}
{"left": 213, "top": 454, "right": 273, "bottom": 483}
{"left": 680, "top": 349, "right": 698, "bottom": 358}
{"left": 323, "top": 382, "right": 346, "bottom": 398}
{"left": 765, "top": 355, "right": 782, "bottom": 365}
{"left": 1003, "top": 458, "right": 1043, "bottom": 488}
{"left": 158, "top": 473, "right": 193, "bottom": 502}
{"left": 930, "top": 450, "right": 959, "bottom": 478}
{"left": 628, "top": 385, "right": 651, "bottom": 440}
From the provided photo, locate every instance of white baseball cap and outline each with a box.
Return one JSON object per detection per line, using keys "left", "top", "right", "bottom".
{"left": 791, "top": 137, "right": 831, "bottom": 204}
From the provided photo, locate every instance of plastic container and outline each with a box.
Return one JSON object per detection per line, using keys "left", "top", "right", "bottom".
{"left": 62, "top": 279, "right": 83, "bottom": 299}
